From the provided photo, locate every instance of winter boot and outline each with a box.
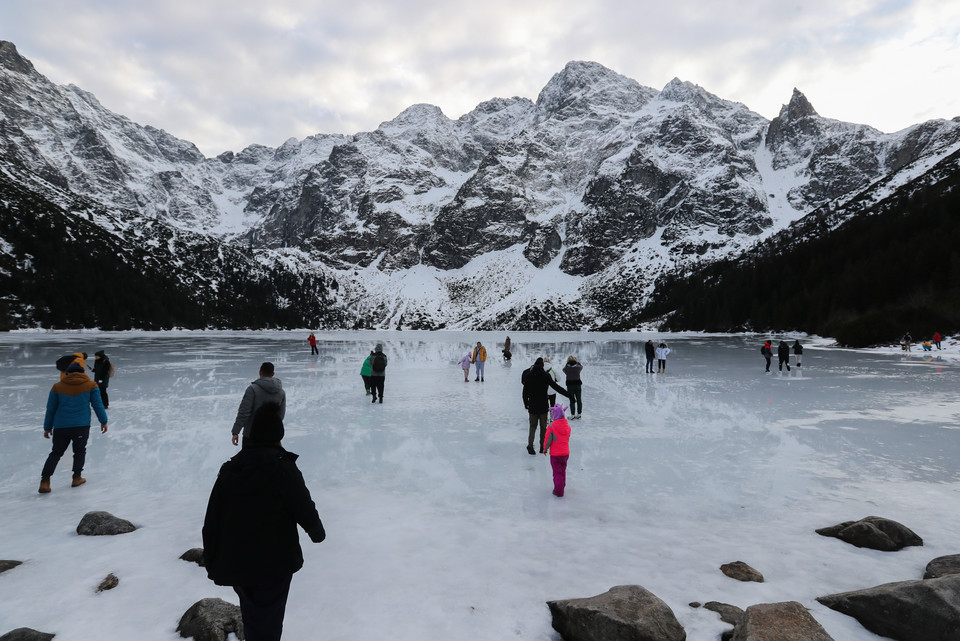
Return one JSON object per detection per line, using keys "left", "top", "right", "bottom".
{"left": 527, "top": 445, "right": 536, "bottom": 455}
{"left": 38, "top": 478, "right": 51, "bottom": 494}
{"left": 72, "top": 476, "right": 86, "bottom": 487}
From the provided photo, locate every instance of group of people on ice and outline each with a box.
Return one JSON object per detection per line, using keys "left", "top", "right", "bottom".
{"left": 458, "top": 341, "right": 489, "bottom": 381}
{"left": 900, "top": 331, "right": 944, "bottom": 352}
{"left": 761, "top": 339, "right": 803, "bottom": 373}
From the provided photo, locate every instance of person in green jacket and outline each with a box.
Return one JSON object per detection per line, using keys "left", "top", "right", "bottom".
{"left": 360, "top": 351, "right": 374, "bottom": 395}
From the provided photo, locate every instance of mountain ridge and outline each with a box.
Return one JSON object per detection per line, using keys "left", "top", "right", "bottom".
{"left": 2, "top": 39, "right": 959, "bottom": 331}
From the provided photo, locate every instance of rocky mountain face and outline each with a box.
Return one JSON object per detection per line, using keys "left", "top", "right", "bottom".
{"left": 2, "top": 39, "right": 959, "bottom": 330}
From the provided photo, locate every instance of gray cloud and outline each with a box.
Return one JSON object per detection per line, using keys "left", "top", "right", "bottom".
{"left": 3, "top": 0, "right": 958, "bottom": 156}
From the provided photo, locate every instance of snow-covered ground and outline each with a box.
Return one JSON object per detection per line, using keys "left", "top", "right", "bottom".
{"left": 1, "top": 331, "right": 958, "bottom": 640}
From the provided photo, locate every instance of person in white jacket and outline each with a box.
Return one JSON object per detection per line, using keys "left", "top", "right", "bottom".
{"left": 655, "top": 342, "right": 671, "bottom": 374}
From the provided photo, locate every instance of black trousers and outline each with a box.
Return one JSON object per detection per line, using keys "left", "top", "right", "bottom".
{"left": 371, "top": 376, "right": 385, "bottom": 400}
{"left": 645, "top": 356, "right": 654, "bottom": 373}
{"left": 41, "top": 426, "right": 90, "bottom": 479}
{"left": 234, "top": 575, "right": 293, "bottom": 641}
{"left": 310, "top": 344, "right": 319, "bottom": 355}
{"left": 99, "top": 386, "right": 109, "bottom": 409}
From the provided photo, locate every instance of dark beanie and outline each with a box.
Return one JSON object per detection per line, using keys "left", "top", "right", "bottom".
{"left": 66, "top": 362, "right": 84, "bottom": 373}
{"left": 250, "top": 403, "right": 284, "bottom": 444}
{"left": 95, "top": 350, "right": 106, "bottom": 358}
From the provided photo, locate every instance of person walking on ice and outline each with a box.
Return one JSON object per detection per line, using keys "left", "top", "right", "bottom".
{"left": 761, "top": 341, "right": 773, "bottom": 373}
{"left": 370, "top": 344, "right": 387, "bottom": 403}
{"left": 655, "top": 342, "right": 670, "bottom": 374}
{"left": 522, "top": 358, "right": 570, "bottom": 455}
{"left": 792, "top": 340, "right": 803, "bottom": 368}
{"left": 778, "top": 340, "right": 791, "bottom": 372}
{"left": 644, "top": 340, "right": 656, "bottom": 374}
{"left": 360, "top": 351, "right": 374, "bottom": 395}
{"left": 543, "top": 404, "right": 572, "bottom": 497}
{"left": 38, "top": 361, "right": 108, "bottom": 493}
{"left": 472, "top": 341, "right": 487, "bottom": 382}
{"left": 458, "top": 352, "right": 472, "bottom": 382}
{"left": 232, "top": 362, "right": 286, "bottom": 448}
{"left": 307, "top": 332, "right": 319, "bottom": 356}
{"left": 562, "top": 355, "right": 583, "bottom": 419}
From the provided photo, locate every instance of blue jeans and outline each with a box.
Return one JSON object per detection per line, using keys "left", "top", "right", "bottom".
{"left": 41, "top": 426, "right": 90, "bottom": 479}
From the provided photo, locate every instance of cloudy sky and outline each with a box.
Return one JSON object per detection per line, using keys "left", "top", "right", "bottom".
{"left": 3, "top": 0, "right": 959, "bottom": 156}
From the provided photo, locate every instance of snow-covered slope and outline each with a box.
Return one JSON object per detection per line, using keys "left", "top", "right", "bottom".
{"left": 2, "top": 40, "right": 960, "bottom": 330}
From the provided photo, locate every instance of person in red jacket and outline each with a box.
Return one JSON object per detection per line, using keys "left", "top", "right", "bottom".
{"left": 933, "top": 332, "right": 942, "bottom": 350}
{"left": 307, "top": 332, "right": 318, "bottom": 356}
{"left": 543, "top": 404, "right": 572, "bottom": 497}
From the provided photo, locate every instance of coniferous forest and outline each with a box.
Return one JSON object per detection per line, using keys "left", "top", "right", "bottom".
{"left": 629, "top": 150, "right": 960, "bottom": 347}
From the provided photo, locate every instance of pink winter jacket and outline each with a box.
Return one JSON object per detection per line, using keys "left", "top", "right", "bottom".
{"left": 543, "top": 418, "right": 571, "bottom": 456}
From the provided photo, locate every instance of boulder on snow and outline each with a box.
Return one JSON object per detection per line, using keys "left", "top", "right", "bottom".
{"left": 546, "top": 584, "right": 686, "bottom": 641}
{"left": 720, "top": 561, "right": 764, "bottom": 583}
{"left": 923, "top": 554, "right": 960, "bottom": 579}
{"left": 96, "top": 573, "right": 119, "bottom": 592}
{"left": 729, "top": 601, "right": 834, "bottom": 641}
{"left": 180, "top": 548, "right": 206, "bottom": 567}
{"left": 817, "top": 574, "right": 960, "bottom": 641}
{"left": 0, "top": 629, "right": 55, "bottom": 641}
{"left": 0, "top": 560, "right": 23, "bottom": 575}
{"left": 177, "top": 598, "right": 243, "bottom": 641}
{"left": 815, "top": 516, "right": 922, "bottom": 551}
{"left": 76, "top": 511, "right": 136, "bottom": 536}
{"left": 699, "top": 602, "right": 744, "bottom": 641}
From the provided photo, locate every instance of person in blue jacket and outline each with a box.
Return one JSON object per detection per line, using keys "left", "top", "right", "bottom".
{"left": 39, "top": 362, "right": 108, "bottom": 493}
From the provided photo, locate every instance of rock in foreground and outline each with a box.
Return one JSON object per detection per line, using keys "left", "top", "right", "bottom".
{"left": 720, "top": 561, "right": 764, "bottom": 583}
{"left": 76, "top": 511, "right": 137, "bottom": 536}
{"left": 547, "top": 584, "right": 686, "bottom": 641}
{"left": 924, "top": 554, "right": 960, "bottom": 579}
{"left": 0, "top": 629, "right": 55, "bottom": 641}
{"left": 815, "top": 516, "right": 922, "bottom": 551}
{"left": 177, "top": 598, "right": 243, "bottom": 641}
{"left": 817, "top": 574, "right": 960, "bottom": 641}
{"left": 730, "top": 601, "right": 833, "bottom": 641}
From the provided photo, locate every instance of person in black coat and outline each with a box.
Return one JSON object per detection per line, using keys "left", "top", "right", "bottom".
{"left": 522, "top": 357, "right": 569, "bottom": 455}
{"left": 777, "top": 341, "right": 792, "bottom": 372}
{"left": 203, "top": 403, "right": 326, "bottom": 641}
{"left": 644, "top": 340, "right": 656, "bottom": 374}
{"left": 91, "top": 350, "right": 112, "bottom": 408}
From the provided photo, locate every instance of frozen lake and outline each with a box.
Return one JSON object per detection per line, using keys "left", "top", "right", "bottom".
{"left": 1, "top": 331, "right": 958, "bottom": 640}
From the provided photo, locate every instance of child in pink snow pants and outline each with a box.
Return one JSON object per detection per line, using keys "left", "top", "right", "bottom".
{"left": 543, "top": 404, "right": 571, "bottom": 497}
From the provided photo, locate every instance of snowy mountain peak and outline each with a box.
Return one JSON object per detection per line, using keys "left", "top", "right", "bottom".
{"left": 660, "top": 77, "right": 715, "bottom": 104}
{"left": 779, "top": 88, "right": 819, "bottom": 121}
{"left": 378, "top": 103, "right": 450, "bottom": 133}
{"left": 0, "top": 41, "right": 37, "bottom": 76}
{"left": 536, "top": 60, "right": 653, "bottom": 115}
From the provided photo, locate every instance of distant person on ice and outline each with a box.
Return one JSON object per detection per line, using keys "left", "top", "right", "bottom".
{"left": 307, "top": 332, "right": 318, "bottom": 356}
{"left": 503, "top": 336, "right": 512, "bottom": 361}
{"left": 232, "top": 362, "right": 286, "bottom": 448}
{"left": 778, "top": 340, "right": 791, "bottom": 372}
{"left": 901, "top": 331, "right": 912, "bottom": 352}
{"left": 458, "top": 352, "right": 472, "bottom": 382}
{"left": 522, "top": 358, "right": 569, "bottom": 455}
{"left": 933, "top": 332, "right": 942, "bottom": 350}
{"left": 370, "top": 344, "right": 387, "bottom": 403}
{"left": 761, "top": 341, "right": 773, "bottom": 373}
{"left": 543, "top": 404, "right": 572, "bottom": 497}
{"left": 203, "top": 403, "right": 326, "bottom": 641}
{"left": 645, "top": 339, "right": 656, "bottom": 374}
{"left": 655, "top": 342, "right": 670, "bottom": 373}
{"left": 792, "top": 340, "right": 803, "bottom": 368}
{"left": 472, "top": 341, "right": 487, "bottom": 382}
{"left": 38, "top": 361, "right": 108, "bottom": 493}
{"left": 91, "top": 350, "right": 113, "bottom": 409}
{"left": 360, "top": 350, "right": 374, "bottom": 396}
{"left": 562, "top": 355, "right": 583, "bottom": 419}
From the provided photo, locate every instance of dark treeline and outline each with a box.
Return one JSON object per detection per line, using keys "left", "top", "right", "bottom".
{"left": 627, "top": 152, "right": 960, "bottom": 347}
{"left": 0, "top": 167, "right": 345, "bottom": 331}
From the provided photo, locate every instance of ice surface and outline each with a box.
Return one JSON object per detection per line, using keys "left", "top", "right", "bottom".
{"left": 1, "top": 331, "right": 958, "bottom": 640}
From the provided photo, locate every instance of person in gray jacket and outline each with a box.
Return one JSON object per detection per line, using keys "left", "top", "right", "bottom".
{"left": 232, "top": 362, "right": 286, "bottom": 447}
